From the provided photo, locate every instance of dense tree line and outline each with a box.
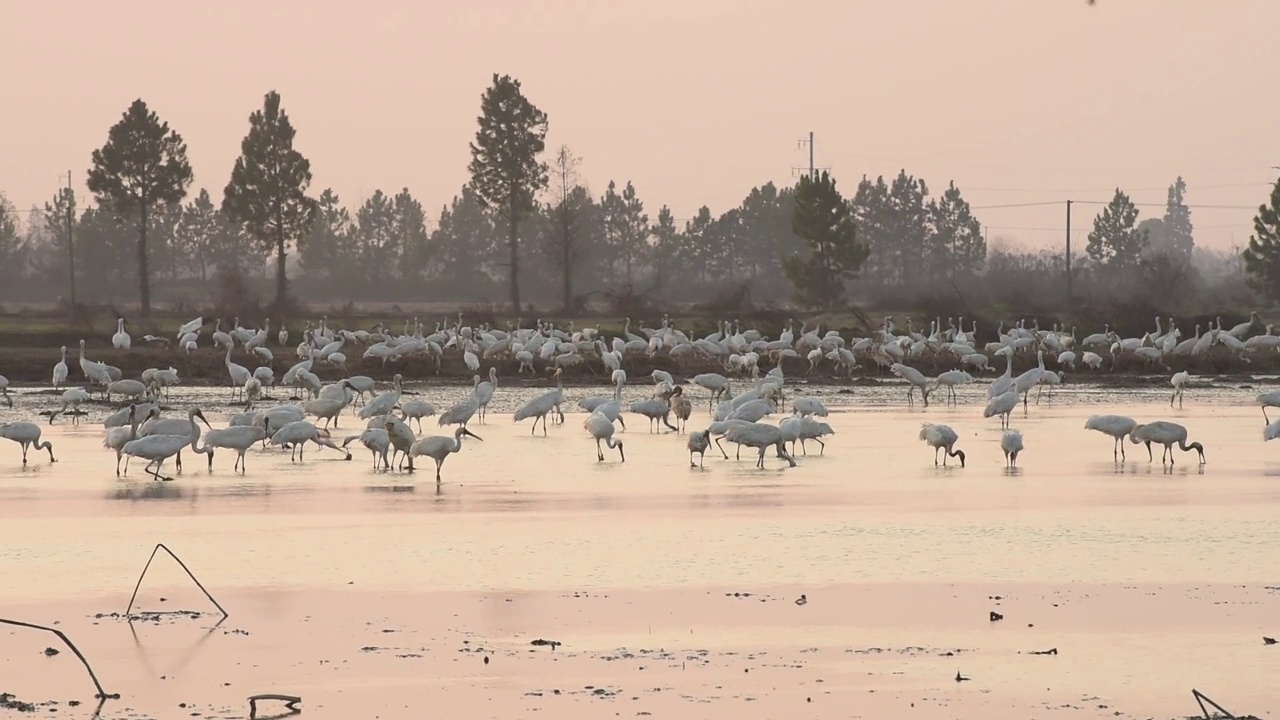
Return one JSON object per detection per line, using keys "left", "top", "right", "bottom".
{"left": 0, "top": 72, "right": 1272, "bottom": 317}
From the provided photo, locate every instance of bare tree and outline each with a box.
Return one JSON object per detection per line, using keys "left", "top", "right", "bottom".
{"left": 543, "top": 145, "right": 591, "bottom": 311}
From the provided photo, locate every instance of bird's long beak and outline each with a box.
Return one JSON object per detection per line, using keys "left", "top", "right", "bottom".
{"left": 196, "top": 410, "right": 212, "bottom": 429}
{"left": 463, "top": 428, "right": 483, "bottom": 442}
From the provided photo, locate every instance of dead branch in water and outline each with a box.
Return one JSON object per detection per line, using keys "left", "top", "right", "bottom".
{"left": 249, "top": 693, "right": 301, "bottom": 719}
{"left": 0, "top": 618, "right": 112, "bottom": 699}
{"left": 126, "top": 543, "right": 229, "bottom": 620}
{"left": 1192, "top": 688, "right": 1259, "bottom": 719}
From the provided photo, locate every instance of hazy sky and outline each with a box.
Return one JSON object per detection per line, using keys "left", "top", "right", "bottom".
{"left": 3, "top": 1, "right": 1278, "bottom": 251}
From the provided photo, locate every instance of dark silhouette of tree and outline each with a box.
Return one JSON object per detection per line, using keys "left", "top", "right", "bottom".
{"left": 354, "top": 189, "right": 396, "bottom": 285}
{"left": 299, "top": 189, "right": 353, "bottom": 284}
{"left": 40, "top": 188, "right": 77, "bottom": 288}
{"left": 850, "top": 175, "right": 893, "bottom": 282}
{"left": 600, "top": 180, "right": 649, "bottom": 287}
{"left": 737, "top": 182, "right": 798, "bottom": 290}
{"left": 782, "top": 171, "right": 868, "bottom": 309}
{"left": 1161, "top": 176, "right": 1194, "bottom": 259}
{"left": 683, "top": 207, "right": 714, "bottom": 283}
{"left": 430, "top": 186, "right": 502, "bottom": 296}
{"left": 0, "top": 194, "right": 25, "bottom": 284}
{"left": 391, "top": 188, "right": 429, "bottom": 283}
{"left": 649, "top": 205, "right": 680, "bottom": 285}
{"left": 926, "top": 181, "right": 985, "bottom": 280}
{"left": 175, "top": 189, "right": 221, "bottom": 281}
{"left": 223, "top": 90, "right": 318, "bottom": 308}
{"left": 541, "top": 145, "right": 591, "bottom": 310}
{"left": 76, "top": 205, "right": 136, "bottom": 300}
{"left": 884, "top": 170, "right": 930, "bottom": 285}
{"left": 1086, "top": 189, "right": 1148, "bottom": 269}
{"left": 467, "top": 74, "right": 549, "bottom": 312}
{"left": 1242, "top": 176, "right": 1280, "bottom": 301}
{"left": 86, "top": 98, "right": 193, "bottom": 316}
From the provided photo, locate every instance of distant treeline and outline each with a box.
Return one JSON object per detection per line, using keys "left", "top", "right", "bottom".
{"left": 0, "top": 79, "right": 1274, "bottom": 323}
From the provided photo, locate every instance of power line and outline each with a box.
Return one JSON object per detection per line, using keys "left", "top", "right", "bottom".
{"left": 970, "top": 201, "right": 1063, "bottom": 210}
{"left": 821, "top": 148, "right": 1278, "bottom": 175}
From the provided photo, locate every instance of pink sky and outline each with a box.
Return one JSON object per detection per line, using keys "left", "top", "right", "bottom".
{"left": 2, "top": 0, "right": 1278, "bottom": 251}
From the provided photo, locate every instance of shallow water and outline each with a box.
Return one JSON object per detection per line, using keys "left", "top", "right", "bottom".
{"left": 1, "top": 381, "right": 1277, "bottom": 719}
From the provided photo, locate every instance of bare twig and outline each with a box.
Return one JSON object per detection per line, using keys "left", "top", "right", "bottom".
{"left": 249, "top": 693, "right": 302, "bottom": 719}
{"left": 1192, "top": 689, "right": 1236, "bottom": 719}
{"left": 126, "top": 543, "right": 229, "bottom": 620}
{"left": 0, "top": 618, "right": 111, "bottom": 698}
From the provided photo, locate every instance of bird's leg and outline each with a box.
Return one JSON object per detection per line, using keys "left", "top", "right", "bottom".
{"left": 817, "top": 438, "right": 826, "bottom": 455}
{"left": 690, "top": 451, "right": 696, "bottom": 468}
{"left": 757, "top": 447, "right": 766, "bottom": 468}
{"left": 596, "top": 439, "right": 604, "bottom": 462}
{"left": 1145, "top": 442, "right": 1153, "bottom": 462}
{"left": 435, "top": 459, "right": 443, "bottom": 482}
{"left": 714, "top": 437, "right": 728, "bottom": 460}
{"left": 1265, "top": 407, "right": 1271, "bottom": 425}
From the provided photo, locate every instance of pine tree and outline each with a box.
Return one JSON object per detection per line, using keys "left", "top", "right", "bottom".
{"left": 782, "top": 171, "right": 869, "bottom": 308}
{"left": 222, "top": 91, "right": 318, "bottom": 308}
{"left": 467, "top": 74, "right": 549, "bottom": 312}
{"left": 1161, "top": 176, "right": 1194, "bottom": 259}
{"left": 1086, "top": 189, "right": 1148, "bottom": 269}
{"left": 86, "top": 99, "right": 193, "bottom": 316}
{"left": 1242, "top": 176, "right": 1280, "bottom": 301}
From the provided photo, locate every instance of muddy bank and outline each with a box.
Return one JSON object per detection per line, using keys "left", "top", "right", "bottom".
{"left": 2, "top": 343, "right": 1279, "bottom": 389}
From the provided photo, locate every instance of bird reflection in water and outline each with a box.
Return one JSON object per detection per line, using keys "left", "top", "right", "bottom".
{"left": 109, "top": 483, "right": 191, "bottom": 502}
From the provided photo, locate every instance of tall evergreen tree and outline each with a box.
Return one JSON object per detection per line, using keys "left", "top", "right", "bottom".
{"left": 849, "top": 175, "right": 893, "bottom": 282}
{"left": 354, "top": 189, "right": 396, "bottom": 285}
{"left": 1161, "top": 176, "right": 1194, "bottom": 259}
{"left": 86, "top": 98, "right": 193, "bottom": 316}
{"left": 299, "top": 189, "right": 353, "bottom": 283}
{"left": 0, "top": 194, "right": 25, "bottom": 284}
{"left": 40, "top": 188, "right": 77, "bottom": 289}
{"left": 884, "top": 170, "right": 930, "bottom": 285}
{"left": 390, "top": 188, "right": 429, "bottom": 283}
{"left": 222, "top": 90, "right": 318, "bottom": 307}
{"left": 649, "top": 205, "right": 680, "bottom": 285}
{"left": 1242, "top": 176, "right": 1280, "bottom": 301}
{"left": 926, "top": 181, "right": 985, "bottom": 280}
{"left": 782, "top": 171, "right": 868, "bottom": 309}
{"left": 1086, "top": 189, "right": 1148, "bottom": 269}
{"left": 174, "top": 189, "right": 234, "bottom": 281}
{"left": 467, "top": 74, "right": 549, "bottom": 312}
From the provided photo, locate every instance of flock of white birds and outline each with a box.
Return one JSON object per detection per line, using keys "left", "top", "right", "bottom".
{"left": 3, "top": 310, "right": 1280, "bottom": 478}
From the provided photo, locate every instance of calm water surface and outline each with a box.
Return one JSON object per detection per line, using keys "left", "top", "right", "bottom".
{"left": 0, "top": 381, "right": 1277, "bottom": 719}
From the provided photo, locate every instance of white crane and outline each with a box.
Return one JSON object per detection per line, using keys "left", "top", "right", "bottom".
{"left": 0, "top": 422, "right": 56, "bottom": 465}
{"left": 983, "top": 389, "right": 1018, "bottom": 428}
{"left": 269, "top": 420, "right": 352, "bottom": 462}
{"left": 1001, "top": 429, "right": 1024, "bottom": 468}
{"left": 514, "top": 368, "right": 564, "bottom": 436}
{"left": 359, "top": 374, "right": 404, "bottom": 420}
{"left": 890, "top": 363, "right": 932, "bottom": 407}
{"left": 199, "top": 424, "right": 268, "bottom": 473}
{"left": 49, "top": 387, "right": 91, "bottom": 425}
{"left": 931, "top": 370, "right": 974, "bottom": 406}
{"left": 723, "top": 422, "right": 797, "bottom": 469}
{"left": 407, "top": 427, "right": 482, "bottom": 480}
{"left": 692, "top": 373, "right": 731, "bottom": 409}
{"left": 112, "top": 318, "right": 131, "bottom": 350}
{"left": 1170, "top": 371, "right": 1190, "bottom": 408}
{"left": 1257, "top": 390, "right": 1280, "bottom": 424}
{"left": 1084, "top": 415, "right": 1138, "bottom": 460}
{"left": 104, "top": 404, "right": 160, "bottom": 476}
{"left": 584, "top": 411, "right": 625, "bottom": 463}
{"left": 343, "top": 427, "right": 391, "bottom": 469}
{"left": 399, "top": 398, "right": 438, "bottom": 433}
{"left": 1130, "top": 421, "right": 1205, "bottom": 465}
{"left": 474, "top": 368, "right": 498, "bottom": 423}
{"left": 630, "top": 397, "right": 678, "bottom": 433}
{"left": 791, "top": 397, "right": 828, "bottom": 417}
{"left": 177, "top": 316, "right": 204, "bottom": 339}
{"left": 1012, "top": 350, "right": 1046, "bottom": 409}
{"left": 52, "top": 346, "right": 68, "bottom": 388}
{"left": 0, "top": 374, "right": 10, "bottom": 408}
{"left": 918, "top": 423, "right": 965, "bottom": 467}
{"left": 224, "top": 346, "right": 251, "bottom": 401}
{"left": 122, "top": 408, "right": 210, "bottom": 481}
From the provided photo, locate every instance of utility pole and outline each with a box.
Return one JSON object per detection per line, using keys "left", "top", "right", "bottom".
{"left": 808, "top": 131, "right": 814, "bottom": 178}
{"left": 793, "top": 132, "right": 827, "bottom": 180}
{"left": 1065, "top": 199, "right": 1073, "bottom": 307}
{"left": 66, "top": 170, "right": 76, "bottom": 318}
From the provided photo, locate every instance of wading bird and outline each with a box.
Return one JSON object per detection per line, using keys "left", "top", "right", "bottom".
{"left": 0, "top": 422, "right": 56, "bottom": 465}
{"left": 1130, "top": 421, "right": 1205, "bottom": 465}
{"left": 1001, "top": 429, "right": 1024, "bottom": 468}
{"left": 584, "top": 411, "right": 625, "bottom": 463}
{"left": 1084, "top": 415, "right": 1138, "bottom": 460}
{"left": 918, "top": 423, "right": 965, "bottom": 467}
{"left": 407, "top": 427, "right": 482, "bottom": 480}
